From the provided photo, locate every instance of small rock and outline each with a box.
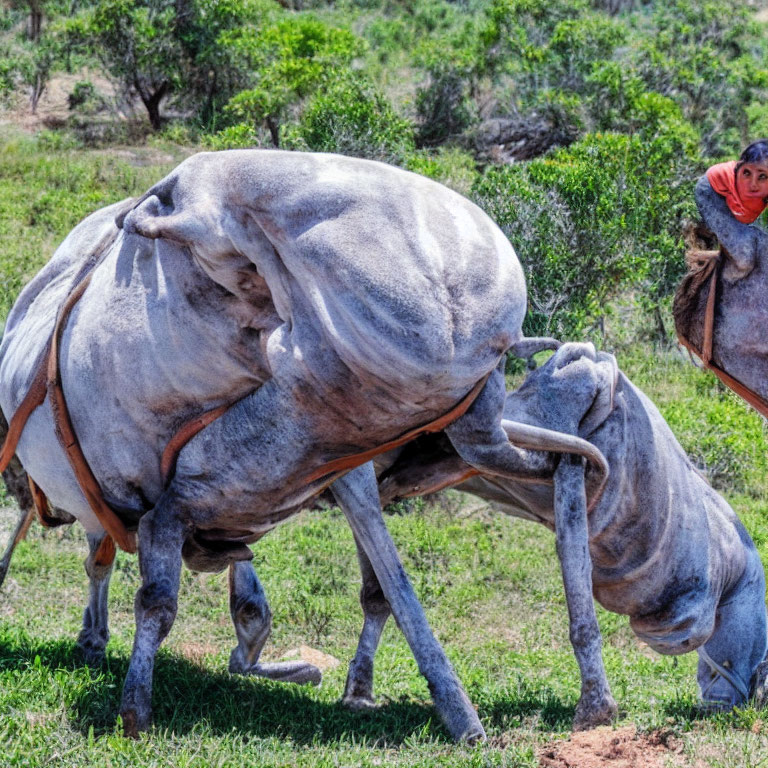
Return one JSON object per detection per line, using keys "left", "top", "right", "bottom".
{"left": 280, "top": 644, "right": 340, "bottom": 672}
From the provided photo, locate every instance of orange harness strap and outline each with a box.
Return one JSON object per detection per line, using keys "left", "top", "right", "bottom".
{"left": 26, "top": 475, "right": 70, "bottom": 528}
{"left": 161, "top": 403, "right": 231, "bottom": 485}
{"left": 304, "top": 372, "right": 491, "bottom": 484}
{"left": 0, "top": 341, "right": 50, "bottom": 473}
{"left": 46, "top": 271, "right": 137, "bottom": 554}
{"left": 160, "top": 372, "right": 492, "bottom": 494}
{"left": 677, "top": 264, "right": 768, "bottom": 420}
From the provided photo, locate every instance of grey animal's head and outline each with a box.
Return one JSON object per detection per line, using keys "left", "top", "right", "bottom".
{"left": 506, "top": 342, "right": 620, "bottom": 438}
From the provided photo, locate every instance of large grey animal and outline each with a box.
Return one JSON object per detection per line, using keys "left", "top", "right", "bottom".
{"left": 355, "top": 343, "right": 767, "bottom": 728}
{"left": 675, "top": 174, "right": 768, "bottom": 404}
{"left": 6, "top": 341, "right": 760, "bottom": 732}
{"left": 0, "top": 150, "right": 604, "bottom": 740}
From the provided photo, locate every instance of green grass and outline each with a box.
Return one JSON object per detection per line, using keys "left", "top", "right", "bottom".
{"left": 1, "top": 127, "right": 768, "bottom": 765}
{"left": 2, "top": 496, "right": 768, "bottom": 766}
{"left": 0, "top": 128, "right": 189, "bottom": 321}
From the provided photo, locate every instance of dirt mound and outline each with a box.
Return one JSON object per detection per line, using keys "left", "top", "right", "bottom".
{"left": 538, "top": 725, "right": 687, "bottom": 768}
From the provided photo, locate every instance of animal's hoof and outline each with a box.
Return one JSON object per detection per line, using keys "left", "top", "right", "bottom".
{"left": 77, "top": 633, "right": 108, "bottom": 667}
{"left": 79, "top": 646, "right": 106, "bottom": 667}
{"left": 432, "top": 686, "right": 486, "bottom": 743}
{"left": 238, "top": 660, "right": 322, "bottom": 686}
{"left": 120, "top": 708, "right": 149, "bottom": 739}
{"left": 753, "top": 660, "right": 768, "bottom": 708}
{"left": 573, "top": 693, "right": 618, "bottom": 731}
{"left": 341, "top": 693, "right": 378, "bottom": 711}
{"left": 461, "top": 725, "right": 487, "bottom": 745}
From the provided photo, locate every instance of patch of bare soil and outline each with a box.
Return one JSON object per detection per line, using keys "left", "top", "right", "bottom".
{"left": 538, "top": 725, "right": 687, "bottom": 768}
{"left": 0, "top": 70, "right": 119, "bottom": 131}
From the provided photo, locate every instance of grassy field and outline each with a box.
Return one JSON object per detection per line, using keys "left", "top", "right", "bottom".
{"left": 1, "top": 129, "right": 768, "bottom": 766}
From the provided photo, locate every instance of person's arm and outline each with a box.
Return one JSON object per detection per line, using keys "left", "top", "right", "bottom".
{"left": 695, "top": 175, "right": 766, "bottom": 280}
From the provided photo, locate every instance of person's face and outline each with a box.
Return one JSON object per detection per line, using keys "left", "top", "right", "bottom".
{"left": 736, "top": 161, "right": 768, "bottom": 198}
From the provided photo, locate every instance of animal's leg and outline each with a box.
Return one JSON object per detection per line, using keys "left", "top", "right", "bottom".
{"left": 228, "top": 560, "right": 321, "bottom": 685}
{"left": 445, "top": 362, "right": 609, "bottom": 498}
{"left": 342, "top": 534, "right": 390, "bottom": 709}
{"left": 554, "top": 454, "right": 616, "bottom": 731}
{"left": 445, "top": 363, "right": 555, "bottom": 481}
{"left": 697, "top": 547, "right": 767, "bottom": 709}
{"left": 0, "top": 506, "right": 34, "bottom": 589}
{"left": 77, "top": 533, "right": 116, "bottom": 665}
{"left": 119, "top": 498, "right": 188, "bottom": 737}
{"left": 332, "top": 464, "right": 485, "bottom": 743}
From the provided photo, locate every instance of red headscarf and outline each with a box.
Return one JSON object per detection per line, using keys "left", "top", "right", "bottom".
{"left": 706, "top": 161, "right": 767, "bottom": 224}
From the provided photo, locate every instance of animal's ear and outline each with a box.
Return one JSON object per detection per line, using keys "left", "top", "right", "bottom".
{"left": 118, "top": 194, "right": 206, "bottom": 245}
{"left": 114, "top": 190, "right": 153, "bottom": 230}
{"left": 115, "top": 176, "right": 203, "bottom": 244}
{"left": 578, "top": 353, "right": 619, "bottom": 437}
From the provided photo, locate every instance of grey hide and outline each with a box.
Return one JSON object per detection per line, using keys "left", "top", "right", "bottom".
{"left": 0, "top": 150, "right": 603, "bottom": 740}
{"left": 688, "top": 176, "right": 768, "bottom": 400}
{"left": 367, "top": 343, "right": 768, "bottom": 729}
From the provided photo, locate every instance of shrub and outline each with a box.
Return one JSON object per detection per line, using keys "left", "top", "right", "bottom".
{"left": 202, "top": 122, "right": 260, "bottom": 150}
{"left": 631, "top": 0, "right": 768, "bottom": 156}
{"left": 405, "top": 146, "right": 478, "bottom": 196}
{"left": 415, "top": 61, "right": 476, "bottom": 147}
{"left": 284, "top": 72, "right": 415, "bottom": 162}
{"left": 472, "top": 124, "right": 698, "bottom": 337}
{"left": 67, "top": 80, "right": 104, "bottom": 114}
{"left": 223, "top": 16, "right": 363, "bottom": 146}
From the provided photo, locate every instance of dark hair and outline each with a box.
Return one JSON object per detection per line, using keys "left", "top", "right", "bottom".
{"left": 737, "top": 139, "right": 768, "bottom": 168}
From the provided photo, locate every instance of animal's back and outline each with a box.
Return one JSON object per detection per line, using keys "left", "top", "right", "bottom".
{"left": 176, "top": 150, "right": 527, "bottom": 398}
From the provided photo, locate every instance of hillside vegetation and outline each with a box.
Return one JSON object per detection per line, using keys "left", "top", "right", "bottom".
{"left": 1, "top": 0, "right": 768, "bottom": 766}
{"left": 3, "top": 0, "right": 768, "bottom": 334}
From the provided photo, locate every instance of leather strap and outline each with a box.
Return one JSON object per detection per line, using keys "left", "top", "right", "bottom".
{"left": 93, "top": 533, "right": 117, "bottom": 567}
{"left": 26, "top": 475, "right": 68, "bottom": 528}
{"left": 47, "top": 270, "right": 137, "bottom": 553}
{"left": 161, "top": 371, "right": 493, "bottom": 495}
{"left": 303, "top": 372, "right": 492, "bottom": 484}
{"left": 14, "top": 494, "right": 35, "bottom": 544}
{"left": 0, "top": 340, "right": 50, "bottom": 473}
{"left": 701, "top": 259, "right": 719, "bottom": 366}
{"left": 161, "top": 403, "right": 231, "bottom": 485}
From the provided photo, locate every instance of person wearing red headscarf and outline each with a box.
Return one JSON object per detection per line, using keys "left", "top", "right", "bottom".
{"left": 695, "top": 140, "right": 768, "bottom": 279}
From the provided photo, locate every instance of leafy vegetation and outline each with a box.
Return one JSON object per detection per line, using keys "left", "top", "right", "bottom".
{"left": 1, "top": 0, "right": 768, "bottom": 764}
{"left": 4, "top": 0, "right": 763, "bottom": 335}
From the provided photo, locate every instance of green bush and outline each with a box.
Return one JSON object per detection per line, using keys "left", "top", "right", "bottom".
{"left": 66, "top": 80, "right": 106, "bottom": 114}
{"left": 202, "top": 122, "right": 260, "bottom": 150}
{"left": 472, "top": 123, "right": 698, "bottom": 337}
{"left": 223, "top": 16, "right": 363, "bottom": 146}
{"left": 415, "top": 60, "right": 477, "bottom": 147}
{"left": 405, "top": 146, "right": 478, "bottom": 196}
{"left": 631, "top": 0, "right": 768, "bottom": 156}
{"left": 284, "top": 72, "right": 415, "bottom": 162}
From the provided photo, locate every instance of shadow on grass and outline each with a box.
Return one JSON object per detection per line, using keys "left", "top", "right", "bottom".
{"left": 476, "top": 683, "right": 574, "bottom": 732}
{"left": 662, "top": 695, "right": 719, "bottom": 723}
{"left": 0, "top": 629, "right": 578, "bottom": 742}
{"left": 0, "top": 630, "right": 450, "bottom": 745}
